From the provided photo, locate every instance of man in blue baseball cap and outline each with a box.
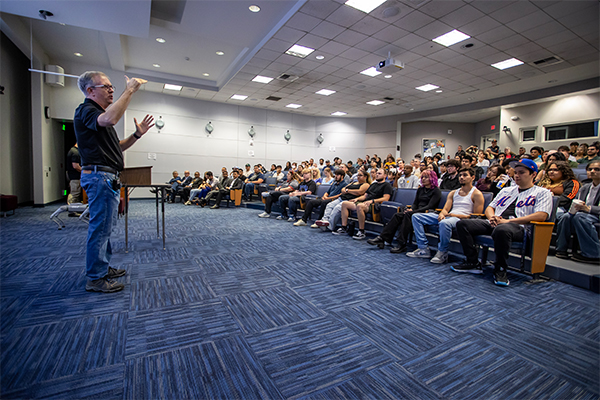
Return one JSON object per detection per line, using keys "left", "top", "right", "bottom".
{"left": 451, "top": 157, "right": 552, "bottom": 286}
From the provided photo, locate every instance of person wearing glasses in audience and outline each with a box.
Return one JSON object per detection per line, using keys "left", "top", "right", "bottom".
{"left": 555, "top": 161, "right": 600, "bottom": 263}
{"left": 74, "top": 71, "right": 154, "bottom": 293}
{"left": 537, "top": 161, "right": 580, "bottom": 219}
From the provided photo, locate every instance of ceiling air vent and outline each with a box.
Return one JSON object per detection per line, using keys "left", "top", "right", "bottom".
{"left": 531, "top": 55, "right": 564, "bottom": 67}
{"left": 383, "top": 97, "right": 394, "bottom": 101}
{"left": 277, "top": 73, "right": 299, "bottom": 82}
{"left": 266, "top": 96, "right": 281, "bottom": 101}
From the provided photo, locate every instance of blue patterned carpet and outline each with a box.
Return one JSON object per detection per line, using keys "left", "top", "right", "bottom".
{"left": 1, "top": 200, "right": 599, "bottom": 399}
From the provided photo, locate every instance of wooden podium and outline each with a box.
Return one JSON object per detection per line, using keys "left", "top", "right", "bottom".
{"left": 120, "top": 166, "right": 152, "bottom": 185}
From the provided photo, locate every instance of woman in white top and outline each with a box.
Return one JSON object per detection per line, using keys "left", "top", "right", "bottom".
{"left": 476, "top": 150, "right": 490, "bottom": 167}
{"left": 321, "top": 167, "right": 334, "bottom": 185}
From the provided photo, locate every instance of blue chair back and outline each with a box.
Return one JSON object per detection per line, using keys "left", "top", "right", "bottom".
{"left": 392, "top": 188, "right": 418, "bottom": 206}
{"left": 315, "top": 185, "right": 330, "bottom": 197}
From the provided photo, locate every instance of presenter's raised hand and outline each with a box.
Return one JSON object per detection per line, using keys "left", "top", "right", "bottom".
{"left": 134, "top": 114, "right": 155, "bottom": 137}
{"left": 125, "top": 75, "right": 147, "bottom": 93}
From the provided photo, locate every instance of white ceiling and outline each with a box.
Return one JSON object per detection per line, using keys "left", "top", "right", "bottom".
{"left": 1, "top": 0, "right": 598, "bottom": 121}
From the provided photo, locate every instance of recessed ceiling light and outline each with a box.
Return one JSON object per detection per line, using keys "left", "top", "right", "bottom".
{"left": 416, "top": 84, "right": 439, "bottom": 92}
{"left": 316, "top": 89, "right": 336, "bottom": 96}
{"left": 345, "top": 0, "right": 386, "bottom": 14}
{"left": 164, "top": 84, "right": 182, "bottom": 91}
{"left": 252, "top": 75, "right": 274, "bottom": 84}
{"left": 285, "top": 44, "right": 315, "bottom": 58}
{"left": 153, "top": 63, "right": 161, "bottom": 68}
{"left": 384, "top": 74, "right": 392, "bottom": 79}
{"left": 74, "top": 52, "right": 83, "bottom": 57}
{"left": 432, "top": 29, "right": 470, "bottom": 47}
{"left": 202, "top": 73, "right": 210, "bottom": 76}
{"left": 216, "top": 51, "right": 224, "bottom": 56}
{"left": 231, "top": 94, "right": 248, "bottom": 100}
{"left": 286, "top": 103, "right": 302, "bottom": 109}
{"left": 331, "top": 111, "right": 347, "bottom": 116}
{"left": 366, "top": 100, "right": 385, "bottom": 106}
{"left": 156, "top": 37, "right": 166, "bottom": 43}
{"left": 249, "top": 5, "right": 260, "bottom": 12}
{"left": 360, "top": 67, "right": 382, "bottom": 77}
{"left": 315, "top": 55, "right": 325, "bottom": 60}
{"left": 491, "top": 58, "right": 524, "bottom": 70}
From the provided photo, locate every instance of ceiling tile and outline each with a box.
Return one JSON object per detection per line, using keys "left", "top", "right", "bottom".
{"left": 300, "top": 0, "right": 341, "bottom": 19}
{"left": 560, "top": 6, "right": 600, "bottom": 30}
{"left": 439, "top": 4, "right": 486, "bottom": 28}
{"left": 470, "top": 1, "right": 516, "bottom": 15}
{"left": 286, "top": 12, "right": 323, "bottom": 32}
{"left": 350, "top": 15, "right": 389, "bottom": 36}
{"left": 334, "top": 29, "right": 369, "bottom": 46}
{"left": 273, "top": 26, "right": 305, "bottom": 43}
{"left": 325, "top": 5, "right": 365, "bottom": 28}
{"left": 521, "top": 21, "right": 565, "bottom": 41}
{"left": 319, "top": 40, "right": 351, "bottom": 56}
{"left": 489, "top": 1, "right": 538, "bottom": 24}
{"left": 459, "top": 16, "right": 503, "bottom": 37}
{"left": 492, "top": 34, "right": 530, "bottom": 52}
{"left": 478, "top": 25, "right": 515, "bottom": 45}
{"left": 414, "top": 20, "right": 454, "bottom": 41}
{"left": 428, "top": 47, "right": 460, "bottom": 62}
{"left": 419, "top": 0, "right": 466, "bottom": 19}
{"left": 544, "top": 0, "right": 598, "bottom": 19}
{"left": 311, "top": 20, "right": 346, "bottom": 40}
{"left": 354, "top": 36, "right": 388, "bottom": 53}
{"left": 392, "top": 33, "right": 428, "bottom": 51}
{"left": 255, "top": 48, "right": 282, "bottom": 62}
{"left": 375, "top": 25, "right": 410, "bottom": 43}
{"left": 536, "top": 30, "right": 579, "bottom": 49}
{"left": 509, "top": 41, "right": 544, "bottom": 58}
{"left": 505, "top": 10, "right": 553, "bottom": 33}
{"left": 297, "top": 33, "right": 330, "bottom": 49}
{"left": 411, "top": 41, "right": 445, "bottom": 56}
{"left": 314, "top": 63, "right": 339, "bottom": 74}
{"left": 393, "top": 10, "right": 435, "bottom": 33}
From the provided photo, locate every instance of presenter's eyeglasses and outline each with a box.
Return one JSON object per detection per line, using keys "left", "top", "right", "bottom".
{"left": 91, "top": 84, "right": 115, "bottom": 91}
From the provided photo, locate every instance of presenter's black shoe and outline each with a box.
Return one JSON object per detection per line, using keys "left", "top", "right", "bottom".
{"left": 86, "top": 277, "right": 125, "bottom": 293}
{"left": 106, "top": 267, "right": 126, "bottom": 279}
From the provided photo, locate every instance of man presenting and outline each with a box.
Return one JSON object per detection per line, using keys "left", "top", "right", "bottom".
{"left": 75, "top": 71, "right": 154, "bottom": 293}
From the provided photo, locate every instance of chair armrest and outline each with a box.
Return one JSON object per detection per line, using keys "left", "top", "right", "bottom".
{"left": 530, "top": 221, "right": 555, "bottom": 274}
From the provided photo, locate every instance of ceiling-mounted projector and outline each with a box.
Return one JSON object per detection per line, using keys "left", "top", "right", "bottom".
{"left": 376, "top": 57, "right": 404, "bottom": 74}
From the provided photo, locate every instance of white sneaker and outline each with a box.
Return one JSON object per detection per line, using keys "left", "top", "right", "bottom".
{"left": 185, "top": 201, "right": 192, "bottom": 206}
{"left": 431, "top": 251, "right": 448, "bottom": 264}
{"left": 276, "top": 215, "right": 285, "bottom": 220}
{"left": 258, "top": 212, "right": 270, "bottom": 218}
{"left": 353, "top": 231, "right": 366, "bottom": 240}
{"left": 310, "top": 223, "right": 319, "bottom": 229}
{"left": 315, "top": 220, "right": 329, "bottom": 227}
{"left": 287, "top": 217, "right": 295, "bottom": 222}
{"left": 293, "top": 219, "right": 307, "bottom": 226}
{"left": 407, "top": 248, "right": 431, "bottom": 258}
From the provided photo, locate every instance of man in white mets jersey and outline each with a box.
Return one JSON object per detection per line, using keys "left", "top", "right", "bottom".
{"left": 451, "top": 159, "right": 553, "bottom": 286}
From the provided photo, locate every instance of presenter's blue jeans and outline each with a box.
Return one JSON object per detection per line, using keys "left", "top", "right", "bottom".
{"left": 556, "top": 211, "right": 600, "bottom": 258}
{"left": 80, "top": 170, "right": 119, "bottom": 280}
{"left": 412, "top": 213, "right": 460, "bottom": 252}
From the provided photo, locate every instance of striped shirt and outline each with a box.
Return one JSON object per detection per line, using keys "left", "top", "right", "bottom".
{"left": 490, "top": 185, "right": 553, "bottom": 221}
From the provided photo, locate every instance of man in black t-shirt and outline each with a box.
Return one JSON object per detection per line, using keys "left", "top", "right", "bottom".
{"left": 74, "top": 71, "right": 154, "bottom": 293}
{"left": 66, "top": 144, "right": 82, "bottom": 204}
{"left": 336, "top": 168, "right": 393, "bottom": 240}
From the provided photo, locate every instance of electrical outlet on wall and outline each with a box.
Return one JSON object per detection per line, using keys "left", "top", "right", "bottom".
{"left": 148, "top": 153, "right": 157, "bottom": 160}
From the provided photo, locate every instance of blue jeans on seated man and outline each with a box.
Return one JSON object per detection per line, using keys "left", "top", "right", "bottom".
{"left": 278, "top": 195, "right": 301, "bottom": 218}
{"left": 412, "top": 213, "right": 461, "bottom": 252}
{"left": 556, "top": 210, "right": 600, "bottom": 258}
{"left": 244, "top": 182, "right": 257, "bottom": 199}
{"left": 80, "top": 170, "right": 119, "bottom": 280}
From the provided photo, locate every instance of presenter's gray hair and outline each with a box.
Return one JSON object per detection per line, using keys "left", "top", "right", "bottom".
{"left": 77, "top": 71, "right": 107, "bottom": 94}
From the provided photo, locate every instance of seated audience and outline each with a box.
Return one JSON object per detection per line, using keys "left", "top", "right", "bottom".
{"left": 461, "top": 154, "right": 484, "bottom": 181}
{"left": 408, "top": 168, "right": 484, "bottom": 263}
{"left": 316, "top": 170, "right": 370, "bottom": 231}
{"left": 440, "top": 159, "right": 461, "bottom": 190}
{"left": 476, "top": 150, "right": 490, "bottom": 167}
{"left": 276, "top": 169, "right": 316, "bottom": 222}
{"left": 189, "top": 171, "right": 218, "bottom": 206}
{"left": 575, "top": 143, "right": 588, "bottom": 162}
{"left": 211, "top": 169, "right": 242, "bottom": 209}
{"left": 537, "top": 161, "right": 580, "bottom": 218}
{"left": 205, "top": 170, "right": 231, "bottom": 205}
{"left": 167, "top": 170, "right": 183, "bottom": 203}
{"left": 577, "top": 141, "right": 600, "bottom": 164}
{"left": 555, "top": 161, "right": 600, "bottom": 263}
{"left": 183, "top": 172, "right": 204, "bottom": 205}
{"left": 367, "top": 170, "right": 442, "bottom": 253}
{"left": 321, "top": 167, "right": 334, "bottom": 185}
{"left": 312, "top": 168, "right": 322, "bottom": 185}
{"left": 241, "top": 164, "right": 252, "bottom": 180}
{"left": 475, "top": 164, "right": 506, "bottom": 197}
{"left": 243, "top": 164, "right": 265, "bottom": 201}
{"left": 557, "top": 146, "right": 579, "bottom": 168}
{"left": 294, "top": 169, "right": 348, "bottom": 227}
{"left": 530, "top": 146, "right": 544, "bottom": 165}
{"left": 452, "top": 159, "right": 552, "bottom": 286}
{"left": 258, "top": 171, "right": 300, "bottom": 218}
{"left": 335, "top": 168, "right": 393, "bottom": 240}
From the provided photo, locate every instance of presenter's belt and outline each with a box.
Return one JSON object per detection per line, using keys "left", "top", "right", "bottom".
{"left": 82, "top": 165, "right": 120, "bottom": 176}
